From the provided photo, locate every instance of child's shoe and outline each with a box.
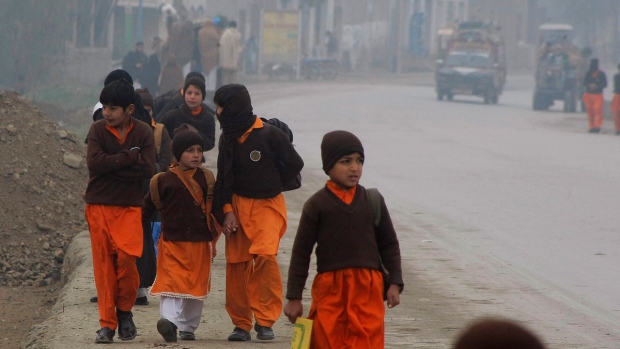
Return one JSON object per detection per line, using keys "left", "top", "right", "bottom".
{"left": 254, "top": 323, "right": 275, "bottom": 340}
{"left": 227, "top": 327, "right": 251, "bottom": 341}
{"left": 95, "top": 327, "right": 115, "bottom": 344}
{"left": 179, "top": 331, "right": 196, "bottom": 340}
{"left": 116, "top": 310, "right": 137, "bottom": 340}
{"left": 157, "top": 318, "right": 178, "bottom": 342}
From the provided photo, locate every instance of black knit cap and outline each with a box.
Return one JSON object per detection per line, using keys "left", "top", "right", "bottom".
{"left": 104, "top": 69, "right": 133, "bottom": 86}
{"left": 171, "top": 124, "right": 204, "bottom": 161}
{"left": 321, "top": 130, "right": 364, "bottom": 174}
{"left": 183, "top": 77, "right": 206, "bottom": 101}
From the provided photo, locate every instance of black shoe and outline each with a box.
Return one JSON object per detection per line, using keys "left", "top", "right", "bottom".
{"left": 179, "top": 331, "right": 196, "bottom": 340}
{"left": 254, "top": 323, "right": 275, "bottom": 340}
{"left": 227, "top": 327, "right": 251, "bottom": 341}
{"left": 95, "top": 327, "right": 115, "bottom": 344}
{"left": 588, "top": 128, "right": 601, "bottom": 133}
{"left": 134, "top": 296, "right": 149, "bottom": 306}
{"left": 157, "top": 318, "right": 178, "bottom": 342}
{"left": 116, "top": 310, "right": 137, "bottom": 341}
{"left": 90, "top": 296, "right": 98, "bottom": 303}
{"left": 616, "top": 131, "right": 620, "bottom": 135}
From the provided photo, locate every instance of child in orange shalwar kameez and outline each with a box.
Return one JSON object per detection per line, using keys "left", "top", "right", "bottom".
{"left": 143, "top": 124, "right": 218, "bottom": 342}
{"left": 284, "top": 130, "right": 404, "bottom": 349}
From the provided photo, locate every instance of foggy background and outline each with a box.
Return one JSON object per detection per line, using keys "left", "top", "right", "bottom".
{"left": 1, "top": 0, "right": 619, "bottom": 100}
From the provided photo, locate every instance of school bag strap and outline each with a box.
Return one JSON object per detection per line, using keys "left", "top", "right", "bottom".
{"left": 149, "top": 172, "right": 165, "bottom": 210}
{"left": 149, "top": 167, "right": 216, "bottom": 211}
{"left": 366, "top": 187, "right": 390, "bottom": 301}
{"left": 154, "top": 123, "right": 165, "bottom": 155}
{"left": 366, "top": 188, "right": 381, "bottom": 227}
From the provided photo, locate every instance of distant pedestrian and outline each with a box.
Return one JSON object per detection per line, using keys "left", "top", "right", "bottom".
{"left": 452, "top": 318, "right": 546, "bottom": 349}
{"left": 141, "top": 37, "right": 162, "bottom": 96}
{"left": 218, "top": 21, "right": 243, "bottom": 86}
{"left": 611, "top": 63, "right": 620, "bottom": 135}
{"left": 213, "top": 84, "right": 304, "bottom": 342}
{"left": 159, "top": 53, "right": 185, "bottom": 96}
{"left": 283, "top": 130, "right": 403, "bottom": 349}
{"left": 84, "top": 79, "right": 156, "bottom": 343}
{"left": 325, "top": 30, "right": 338, "bottom": 58}
{"left": 122, "top": 42, "right": 149, "bottom": 86}
{"left": 143, "top": 124, "right": 218, "bottom": 342}
{"left": 582, "top": 58, "right": 607, "bottom": 133}
{"left": 197, "top": 19, "right": 220, "bottom": 91}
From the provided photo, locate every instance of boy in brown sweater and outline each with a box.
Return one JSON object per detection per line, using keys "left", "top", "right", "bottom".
{"left": 84, "top": 79, "right": 156, "bottom": 343}
{"left": 284, "top": 130, "right": 403, "bottom": 349}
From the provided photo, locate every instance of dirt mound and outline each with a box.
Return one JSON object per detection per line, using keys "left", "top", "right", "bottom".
{"left": 0, "top": 90, "right": 88, "bottom": 287}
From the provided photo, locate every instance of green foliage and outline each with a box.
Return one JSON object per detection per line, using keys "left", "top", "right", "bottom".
{"left": 0, "top": 0, "right": 74, "bottom": 92}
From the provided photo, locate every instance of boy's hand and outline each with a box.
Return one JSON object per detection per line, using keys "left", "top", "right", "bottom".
{"left": 222, "top": 212, "right": 238, "bottom": 238}
{"left": 283, "top": 299, "right": 303, "bottom": 324}
{"left": 386, "top": 284, "right": 401, "bottom": 309}
{"left": 129, "top": 147, "right": 141, "bottom": 162}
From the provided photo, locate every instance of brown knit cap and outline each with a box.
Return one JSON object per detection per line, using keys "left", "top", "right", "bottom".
{"left": 171, "top": 123, "right": 203, "bottom": 161}
{"left": 135, "top": 88, "right": 153, "bottom": 109}
{"left": 321, "top": 130, "right": 364, "bottom": 174}
{"left": 453, "top": 318, "right": 546, "bottom": 349}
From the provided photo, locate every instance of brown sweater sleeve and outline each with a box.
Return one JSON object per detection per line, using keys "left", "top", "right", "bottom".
{"left": 286, "top": 195, "right": 320, "bottom": 299}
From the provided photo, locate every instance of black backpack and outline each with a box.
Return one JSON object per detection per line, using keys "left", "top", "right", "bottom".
{"left": 259, "top": 117, "right": 301, "bottom": 191}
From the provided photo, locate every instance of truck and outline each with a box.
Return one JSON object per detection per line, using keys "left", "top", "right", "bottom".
{"left": 435, "top": 21, "right": 507, "bottom": 104}
{"left": 532, "top": 24, "right": 588, "bottom": 112}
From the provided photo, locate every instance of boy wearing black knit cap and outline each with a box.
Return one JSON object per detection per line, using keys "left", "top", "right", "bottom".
{"left": 284, "top": 130, "right": 403, "bottom": 349}
{"left": 143, "top": 123, "right": 219, "bottom": 342}
{"left": 213, "top": 84, "right": 304, "bottom": 342}
{"left": 158, "top": 76, "right": 216, "bottom": 154}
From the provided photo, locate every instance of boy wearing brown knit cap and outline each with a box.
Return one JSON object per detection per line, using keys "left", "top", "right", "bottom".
{"left": 284, "top": 130, "right": 403, "bottom": 349}
{"left": 143, "top": 123, "right": 219, "bottom": 342}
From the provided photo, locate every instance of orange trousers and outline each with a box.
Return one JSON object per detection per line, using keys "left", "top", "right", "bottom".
{"left": 612, "top": 93, "right": 620, "bottom": 132}
{"left": 225, "top": 255, "right": 283, "bottom": 331}
{"left": 85, "top": 205, "right": 142, "bottom": 330}
{"left": 308, "top": 268, "right": 385, "bottom": 349}
{"left": 582, "top": 93, "right": 605, "bottom": 129}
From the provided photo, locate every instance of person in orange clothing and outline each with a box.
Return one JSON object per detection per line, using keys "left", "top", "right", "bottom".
{"left": 611, "top": 63, "right": 620, "bottom": 135}
{"left": 582, "top": 58, "right": 607, "bottom": 133}
{"left": 284, "top": 130, "right": 403, "bottom": 349}
{"left": 213, "top": 84, "right": 304, "bottom": 341}
{"left": 84, "top": 79, "right": 156, "bottom": 343}
{"left": 143, "top": 124, "right": 218, "bottom": 342}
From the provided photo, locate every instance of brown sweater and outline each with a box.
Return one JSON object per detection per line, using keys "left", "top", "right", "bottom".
{"left": 84, "top": 119, "right": 156, "bottom": 207}
{"left": 142, "top": 169, "right": 213, "bottom": 242}
{"left": 286, "top": 185, "right": 403, "bottom": 299}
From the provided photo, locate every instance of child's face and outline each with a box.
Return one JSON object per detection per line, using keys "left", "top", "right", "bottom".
{"left": 328, "top": 152, "right": 364, "bottom": 189}
{"left": 102, "top": 104, "right": 134, "bottom": 128}
{"left": 178, "top": 144, "right": 203, "bottom": 170}
{"left": 185, "top": 85, "right": 203, "bottom": 110}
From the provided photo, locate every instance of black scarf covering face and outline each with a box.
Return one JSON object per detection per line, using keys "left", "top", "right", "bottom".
{"left": 214, "top": 84, "right": 256, "bottom": 139}
{"left": 212, "top": 84, "right": 256, "bottom": 222}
